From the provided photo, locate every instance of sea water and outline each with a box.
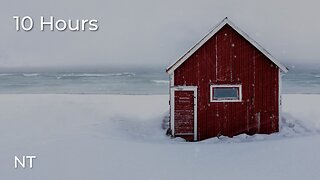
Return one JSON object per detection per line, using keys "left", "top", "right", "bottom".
{"left": 0, "top": 67, "right": 319, "bottom": 94}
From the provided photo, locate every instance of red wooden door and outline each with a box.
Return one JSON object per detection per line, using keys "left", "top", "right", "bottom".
{"left": 174, "top": 90, "right": 195, "bottom": 136}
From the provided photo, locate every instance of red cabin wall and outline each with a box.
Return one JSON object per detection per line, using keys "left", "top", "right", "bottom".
{"left": 173, "top": 25, "right": 279, "bottom": 141}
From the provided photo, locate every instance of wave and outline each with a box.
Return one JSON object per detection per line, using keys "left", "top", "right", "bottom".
{"left": 0, "top": 73, "right": 12, "bottom": 76}
{"left": 60, "top": 73, "right": 109, "bottom": 77}
{"left": 57, "top": 72, "right": 136, "bottom": 78}
{"left": 109, "top": 72, "right": 136, "bottom": 77}
{"left": 314, "top": 75, "right": 320, "bottom": 78}
{"left": 22, "top": 73, "right": 40, "bottom": 77}
{"left": 151, "top": 80, "right": 169, "bottom": 84}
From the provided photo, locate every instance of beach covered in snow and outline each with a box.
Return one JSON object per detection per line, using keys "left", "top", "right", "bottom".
{"left": 0, "top": 94, "right": 319, "bottom": 180}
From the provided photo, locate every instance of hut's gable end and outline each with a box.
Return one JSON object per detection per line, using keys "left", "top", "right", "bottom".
{"left": 167, "top": 18, "right": 288, "bottom": 74}
{"left": 174, "top": 24, "right": 278, "bottom": 85}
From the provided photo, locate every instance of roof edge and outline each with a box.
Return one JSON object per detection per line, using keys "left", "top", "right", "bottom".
{"left": 166, "top": 17, "right": 288, "bottom": 74}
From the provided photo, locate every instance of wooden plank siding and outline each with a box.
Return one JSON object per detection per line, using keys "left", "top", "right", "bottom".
{"left": 173, "top": 24, "right": 279, "bottom": 141}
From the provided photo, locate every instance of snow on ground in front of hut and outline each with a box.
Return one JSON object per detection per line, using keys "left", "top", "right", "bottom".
{"left": 0, "top": 94, "right": 319, "bottom": 180}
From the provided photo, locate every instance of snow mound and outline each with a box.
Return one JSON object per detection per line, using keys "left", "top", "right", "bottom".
{"left": 112, "top": 113, "right": 169, "bottom": 142}
{"left": 281, "top": 112, "right": 320, "bottom": 135}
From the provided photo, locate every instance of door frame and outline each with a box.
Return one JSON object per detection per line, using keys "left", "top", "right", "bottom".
{"left": 170, "top": 86, "right": 198, "bottom": 141}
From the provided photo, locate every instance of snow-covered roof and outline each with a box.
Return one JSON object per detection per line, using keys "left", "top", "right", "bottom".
{"left": 166, "top": 17, "right": 289, "bottom": 74}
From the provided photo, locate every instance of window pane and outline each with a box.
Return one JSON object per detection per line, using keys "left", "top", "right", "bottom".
{"left": 213, "top": 87, "right": 239, "bottom": 100}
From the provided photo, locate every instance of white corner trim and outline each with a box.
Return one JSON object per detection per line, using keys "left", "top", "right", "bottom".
{"left": 166, "top": 17, "right": 288, "bottom": 74}
{"left": 171, "top": 86, "right": 198, "bottom": 141}
{"left": 170, "top": 87, "right": 175, "bottom": 135}
{"left": 210, "top": 84, "right": 242, "bottom": 102}
{"left": 170, "top": 72, "right": 174, "bottom": 87}
{"left": 278, "top": 69, "right": 282, "bottom": 131}
{"left": 169, "top": 72, "right": 175, "bottom": 136}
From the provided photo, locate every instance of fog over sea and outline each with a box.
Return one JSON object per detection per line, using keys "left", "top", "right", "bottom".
{"left": 0, "top": 66, "right": 319, "bottom": 94}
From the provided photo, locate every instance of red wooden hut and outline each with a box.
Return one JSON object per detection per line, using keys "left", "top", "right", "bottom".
{"left": 166, "top": 17, "right": 288, "bottom": 141}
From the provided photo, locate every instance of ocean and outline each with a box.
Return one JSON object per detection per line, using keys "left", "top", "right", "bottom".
{"left": 0, "top": 67, "right": 319, "bottom": 94}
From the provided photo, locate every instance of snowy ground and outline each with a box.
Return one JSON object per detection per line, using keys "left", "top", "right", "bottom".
{"left": 0, "top": 94, "right": 319, "bottom": 180}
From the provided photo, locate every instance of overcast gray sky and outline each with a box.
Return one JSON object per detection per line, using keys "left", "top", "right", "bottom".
{"left": 1, "top": 0, "right": 320, "bottom": 70}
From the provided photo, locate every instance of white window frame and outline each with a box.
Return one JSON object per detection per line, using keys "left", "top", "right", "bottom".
{"left": 210, "top": 84, "right": 242, "bottom": 102}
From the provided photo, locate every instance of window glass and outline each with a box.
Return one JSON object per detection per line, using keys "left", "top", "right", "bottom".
{"left": 213, "top": 87, "right": 239, "bottom": 100}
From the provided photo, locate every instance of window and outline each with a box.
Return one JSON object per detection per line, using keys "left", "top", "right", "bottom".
{"left": 210, "top": 84, "right": 242, "bottom": 102}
